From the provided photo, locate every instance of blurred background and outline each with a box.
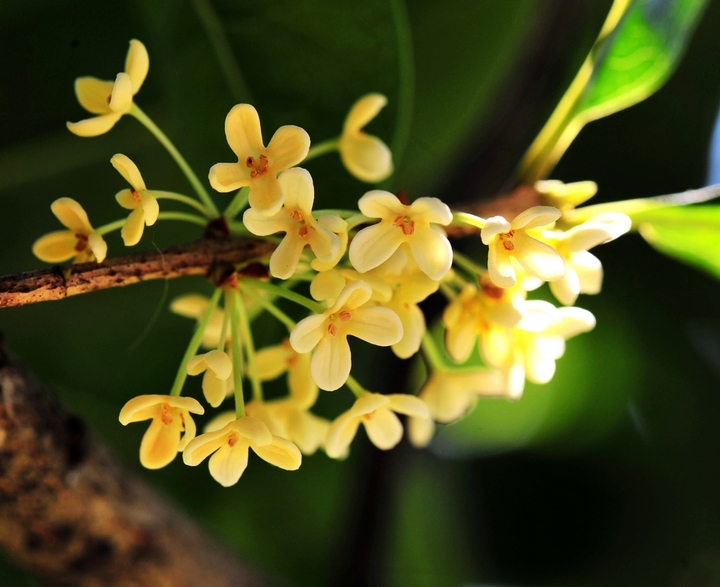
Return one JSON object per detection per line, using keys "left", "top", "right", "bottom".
{"left": 2, "top": 0, "right": 720, "bottom": 585}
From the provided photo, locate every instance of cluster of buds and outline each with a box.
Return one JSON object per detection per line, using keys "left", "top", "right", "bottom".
{"left": 32, "top": 40, "right": 632, "bottom": 486}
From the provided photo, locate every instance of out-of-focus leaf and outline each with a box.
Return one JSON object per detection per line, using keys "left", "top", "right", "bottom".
{"left": 520, "top": 0, "right": 709, "bottom": 182}
{"left": 637, "top": 205, "right": 720, "bottom": 280}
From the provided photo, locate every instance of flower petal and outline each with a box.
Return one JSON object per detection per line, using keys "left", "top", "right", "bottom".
{"left": 339, "top": 133, "right": 393, "bottom": 183}
{"left": 277, "top": 167, "right": 314, "bottom": 212}
{"left": 409, "top": 197, "right": 453, "bottom": 226}
{"left": 252, "top": 436, "right": 302, "bottom": 470}
{"left": 269, "top": 232, "right": 306, "bottom": 279}
{"left": 125, "top": 39, "right": 149, "bottom": 94}
{"left": 203, "top": 349, "right": 233, "bottom": 379}
{"left": 183, "top": 424, "right": 233, "bottom": 465}
{"left": 111, "top": 153, "right": 146, "bottom": 190}
{"left": 290, "top": 313, "right": 328, "bottom": 354}
{"left": 32, "top": 231, "right": 77, "bottom": 263}
{"left": 363, "top": 408, "right": 403, "bottom": 450}
{"left": 74, "top": 77, "right": 113, "bottom": 114}
{"left": 255, "top": 344, "right": 292, "bottom": 381}
{"left": 235, "top": 416, "right": 273, "bottom": 446}
{"left": 391, "top": 303, "right": 425, "bottom": 359}
{"left": 267, "top": 126, "right": 310, "bottom": 171}
{"left": 349, "top": 222, "right": 404, "bottom": 273}
{"left": 248, "top": 174, "right": 284, "bottom": 216}
{"left": 121, "top": 206, "right": 146, "bottom": 246}
{"left": 572, "top": 251, "right": 603, "bottom": 294}
{"left": 225, "top": 104, "right": 265, "bottom": 158}
{"left": 511, "top": 206, "right": 561, "bottom": 230}
{"left": 407, "top": 225, "right": 452, "bottom": 280}
{"left": 387, "top": 394, "right": 429, "bottom": 418}
{"left": 208, "top": 443, "right": 249, "bottom": 487}
{"left": 109, "top": 72, "right": 133, "bottom": 113}
{"left": 326, "top": 411, "right": 361, "bottom": 459}
{"left": 344, "top": 306, "right": 403, "bottom": 347}
{"left": 344, "top": 94, "right": 388, "bottom": 134}
{"left": 288, "top": 354, "right": 318, "bottom": 409}
{"left": 140, "top": 192, "right": 159, "bottom": 225}
{"left": 512, "top": 233, "right": 564, "bottom": 282}
{"left": 139, "top": 416, "right": 182, "bottom": 469}
{"left": 209, "top": 162, "right": 251, "bottom": 193}
{"left": 66, "top": 112, "right": 123, "bottom": 137}
{"left": 51, "top": 197, "right": 92, "bottom": 232}
{"left": 87, "top": 232, "right": 108, "bottom": 263}
{"left": 311, "top": 335, "right": 351, "bottom": 391}
{"left": 487, "top": 243, "right": 516, "bottom": 288}
{"left": 357, "top": 190, "right": 404, "bottom": 219}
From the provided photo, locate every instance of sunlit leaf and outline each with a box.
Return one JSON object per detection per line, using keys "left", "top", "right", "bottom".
{"left": 638, "top": 205, "right": 720, "bottom": 280}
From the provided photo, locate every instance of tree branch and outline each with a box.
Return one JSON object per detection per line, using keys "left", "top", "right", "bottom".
{"left": 0, "top": 337, "right": 276, "bottom": 587}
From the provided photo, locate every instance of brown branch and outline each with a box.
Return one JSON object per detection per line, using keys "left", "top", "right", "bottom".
{"left": 0, "top": 337, "right": 277, "bottom": 587}
{"left": 0, "top": 236, "right": 274, "bottom": 308}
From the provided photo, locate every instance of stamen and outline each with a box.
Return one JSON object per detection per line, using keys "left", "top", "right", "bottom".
{"left": 393, "top": 215, "right": 415, "bottom": 235}
{"left": 290, "top": 210, "right": 303, "bottom": 222}
{"left": 327, "top": 323, "right": 338, "bottom": 336}
{"left": 160, "top": 403, "right": 174, "bottom": 426}
{"left": 298, "top": 225, "right": 309, "bottom": 238}
{"left": 74, "top": 233, "right": 88, "bottom": 252}
{"left": 338, "top": 310, "right": 352, "bottom": 321}
{"left": 499, "top": 230, "right": 515, "bottom": 251}
{"left": 131, "top": 189, "right": 142, "bottom": 204}
{"left": 227, "top": 433, "right": 239, "bottom": 447}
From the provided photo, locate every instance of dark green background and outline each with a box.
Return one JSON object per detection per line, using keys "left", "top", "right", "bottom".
{"left": 1, "top": 1, "right": 720, "bottom": 585}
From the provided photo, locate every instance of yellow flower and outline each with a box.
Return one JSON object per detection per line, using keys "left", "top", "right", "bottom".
{"left": 33, "top": 198, "right": 108, "bottom": 264}
{"left": 119, "top": 394, "right": 204, "bottom": 469}
{"left": 349, "top": 191, "right": 453, "bottom": 281}
{"left": 535, "top": 180, "right": 598, "bottom": 212}
{"left": 408, "top": 368, "right": 506, "bottom": 448}
{"left": 67, "top": 39, "right": 149, "bottom": 137}
{"left": 369, "top": 245, "right": 440, "bottom": 359}
{"left": 338, "top": 94, "right": 393, "bottom": 183}
{"left": 326, "top": 392, "right": 429, "bottom": 458}
{"left": 170, "top": 294, "right": 228, "bottom": 349}
{"left": 481, "top": 206, "right": 564, "bottom": 288}
{"left": 255, "top": 339, "right": 317, "bottom": 409}
{"left": 187, "top": 350, "right": 233, "bottom": 408}
{"left": 209, "top": 104, "right": 310, "bottom": 216}
{"left": 310, "top": 267, "right": 392, "bottom": 306}
{"left": 111, "top": 153, "right": 160, "bottom": 246}
{"left": 289, "top": 281, "right": 402, "bottom": 391}
{"left": 182, "top": 416, "right": 301, "bottom": 487}
{"left": 243, "top": 168, "right": 343, "bottom": 279}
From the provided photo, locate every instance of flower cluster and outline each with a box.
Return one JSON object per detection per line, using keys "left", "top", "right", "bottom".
{"left": 34, "top": 40, "right": 634, "bottom": 486}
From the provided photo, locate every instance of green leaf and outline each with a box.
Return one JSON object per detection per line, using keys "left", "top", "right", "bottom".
{"left": 520, "top": 0, "right": 709, "bottom": 182}
{"left": 638, "top": 205, "right": 720, "bottom": 280}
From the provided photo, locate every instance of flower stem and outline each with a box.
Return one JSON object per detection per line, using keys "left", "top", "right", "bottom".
{"left": 241, "top": 283, "right": 297, "bottom": 332}
{"left": 452, "top": 250, "right": 487, "bottom": 278}
{"left": 130, "top": 104, "right": 220, "bottom": 217}
{"left": 223, "top": 186, "right": 250, "bottom": 219}
{"left": 312, "top": 209, "right": 357, "bottom": 219}
{"left": 153, "top": 191, "right": 214, "bottom": 217}
{"left": 233, "top": 288, "right": 263, "bottom": 402}
{"left": 346, "top": 214, "right": 373, "bottom": 231}
{"left": 226, "top": 288, "right": 246, "bottom": 419}
{"left": 95, "top": 219, "right": 127, "bottom": 236}
{"left": 157, "top": 211, "right": 209, "bottom": 227}
{"left": 240, "top": 277, "right": 325, "bottom": 314}
{"left": 170, "top": 288, "right": 222, "bottom": 396}
{"left": 451, "top": 211, "right": 486, "bottom": 231}
{"left": 304, "top": 138, "right": 340, "bottom": 163}
{"left": 439, "top": 282, "right": 457, "bottom": 301}
{"left": 345, "top": 375, "right": 367, "bottom": 398}
{"left": 421, "top": 332, "right": 446, "bottom": 372}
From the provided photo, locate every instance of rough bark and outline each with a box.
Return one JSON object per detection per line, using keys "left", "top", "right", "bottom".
{"left": 0, "top": 339, "right": 274, "bottom": 587}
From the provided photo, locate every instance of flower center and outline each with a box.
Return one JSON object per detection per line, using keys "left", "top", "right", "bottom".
{"left": 246, "top": 154, "right": 269, "bottom": 178}
{"left": 393, "top": 215, "right": 415, "bottom": 236}
{"left": 499, "top": 230, "right": 515, "bottom": 251}
{"left": 160, "top": 403, "right": 174, "bottom": 425}
{"left": 131, "top": 189, "right": 142, "bottom": 205}
{"left": 327, "top": 323, "right": 338, "bottom": 337}
{"left": 74, "top": 233, "right": 89, "bottom": 252}
{"left": 298, "top": 225, "right": 309, "bottom": 238}
{"left": 227, "top": 432, "right": 239, "bottom": 447}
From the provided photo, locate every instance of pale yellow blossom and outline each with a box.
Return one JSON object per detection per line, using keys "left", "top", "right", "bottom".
{"left": 481, "top": 206, "right": 564, "bottom": 288}
{"left": 111, "top": 154, "right": 160, "bottom": 246}
{"left": 182, "top": 416, "right": 301, "bottom": 486}
{"left": 289, "top": 281, "right": 402, "bottom": 391}
{"left": 209, "top": 104, "right": 310, "bottom": 216}
{"left": 187, "top": 350, "right": 233, "bottom": 408}
{"left": 170, "top": 294, "right": 228, "bottom": 349}
{"left": 243, "top": 168, "right": 343, "bottom": 279}
{"left": 246, "top": 399, "right": 329, "bottom": 456}
{"left": 350, "top": 191, "right": 453, "bottom": 280}
{"left": 535, "top": 179, "right": 598, "bottom": 212}
{"left": 326, "top": 392, "right": 429, "bottom": 458}
{"left": 338, "top": 94, "right": 393, "bottom": 183}
{"left": 33, "top": 198, "right": 107, "bottom": 264}
{"left": 255, "top": 339, "right": 317, "bottom": 409}
{"left": 67, "top": 39, "right": 148, "bottom": 137}
{"left": 119, "top": 394, "right": 204, "bottom": 469}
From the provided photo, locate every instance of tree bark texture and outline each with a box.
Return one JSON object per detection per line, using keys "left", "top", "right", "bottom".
{"left": 0, "top": 339, "right": 273, "bottom": 587}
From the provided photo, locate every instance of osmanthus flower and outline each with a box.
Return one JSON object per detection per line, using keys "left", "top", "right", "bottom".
{"left": 209, "top": 103, "right": 310, "bottom": 216}
{"left": 542, "top": 212, "right": 631, "bottom": 306}
{"left": 369, "top": 245, "right": 440, "bottom": 359}
{"left": 442, "top": 280, "right": 524, "bottom": 364}
{"left": 338, "top": 93, "right": 393, "bottom": 183}
{"left": 310, "top": 266, "right": 392, "bottom": 306}
{"left": 111, "top": 153, "right": 159, "bottom": 246}
{"left": 289, "top": 281, "right": 403, "bottom": 391}
{"left": 187, "top": 350, "right": 233, "bottom": 408}
{"left": 349, "top": 191, "right": 453, "bottom": 281}
{"left": 67, "top": 39, "right": 149, "bottom": 137}
{"left": 33, "top": 197, "right": 108, "bottom": 264}
{"left": 486, "top": 300, "right": 596, "bottom": 399}
{"left": 408, "top": 368, "right": 506, "bottom": 448}
{"left": 310, "top": 214, "right": 350, "bottom": 272}
{"left": 255, "top": 339, "right": 317, "bottom": 409}
{"left": 243, "top": 168, "right": 343, "bottom": 279}
{"left": 325, "top": 392, "right": 429, "bottom": 458}
{"left": 481, "top": 206, "right": 564, "bottom": 288}
{"left": 119, "top": 394, "right": 204, "bottom": 470}
{"left": 170, "top": 294, "right": 228, "bottom": 349}
{"left": 182, "top": 416, "right": 301, "bottom": 487}
{"left": 246, "top": 399, "right": 330, "bottom": 456}
{"left": 535, "top": 179, "right": 598, "bottom": 212}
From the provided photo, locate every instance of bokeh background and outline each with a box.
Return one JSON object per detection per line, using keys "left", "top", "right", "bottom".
{"left": 2, "top": 0, "right": 720, "bottom": 585}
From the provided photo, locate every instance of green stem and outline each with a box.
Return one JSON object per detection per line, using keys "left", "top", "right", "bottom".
{"left": 226, "top": 288, "right": 246, "bottom": 419}
{"left": 240, "top": 277, "right": 325, "bottom": 314}
{"left": 157, "top": 211, "right": 209, "bottom": 227}
{"left": 233, "top": 289, "right": 263, "bottom": 402}
{"left": 153, "top": 191, "right": 214, "bottom": 217}
{"left": 241, "top": 283, "right": 297, "bottom": 332}
{"left": 190, "top": 0, "right": 254, "bottom": 104}
{"left": 95, "top": 219, "right": 126, "bottom": 236}
{"left": 452, "top": 250, "right": 487, "bottom": 278}
{"left": 217, "top": 309, "right": 230, "bottom": 352}
{"left": 170, "top": 288, "right": 222, "bottom": 396}
{"left": 346, "top": 214, "right": 373, "bottom": 231}
{"left": 451, "top": 211, "right": 486, "bottom": 231}
{"left": 421, "top": 333, "right": 446, "bottom": 372}
{"left": 223, "top": 186, "right": 250, "bottom": 219}
{"left": 130, "top": 104, "right": 220, "bottom": 216}
{"left": 304, "top": 138, "right": 340, "bottom": 163}
{"left": 345, "top": 375, "right": 367, "bottom": 398}
{"left": 312, "top": 209, "right": 357, "bottom": 219}
{"left": 439, "top": 282, "right": 457, "bottom": 301}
